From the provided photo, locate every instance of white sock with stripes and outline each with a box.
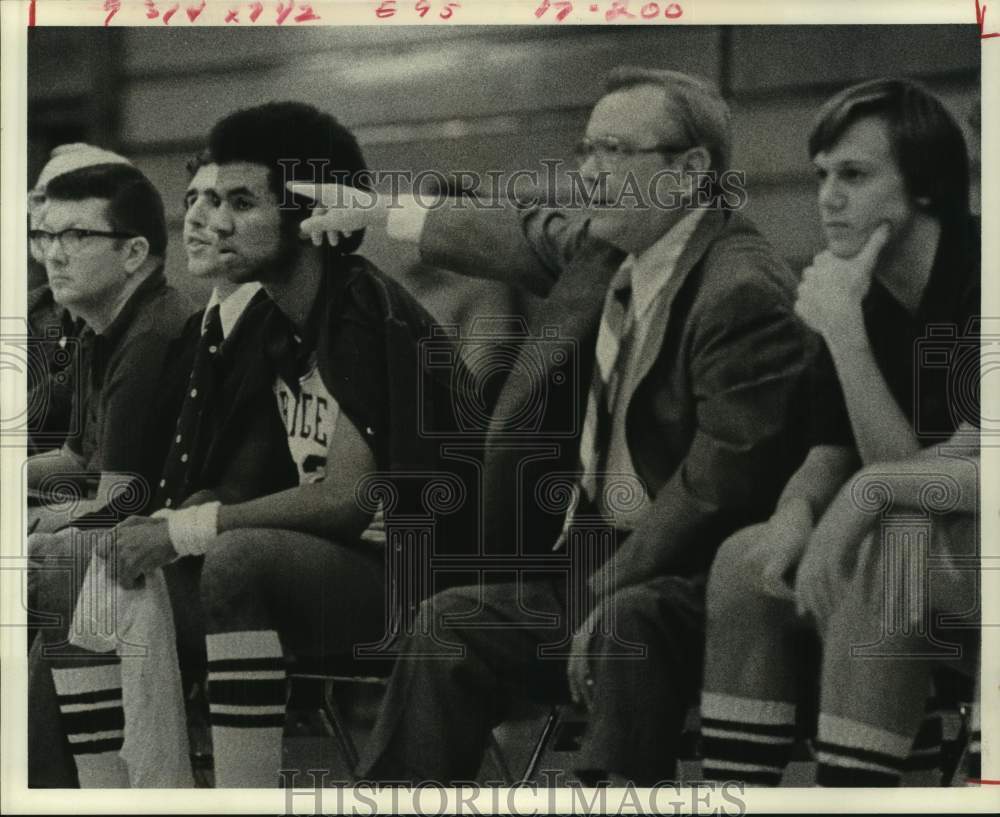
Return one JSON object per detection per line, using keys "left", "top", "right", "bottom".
{"left": 206, "top": 630, "right": 287, "bottom": 788}
{"left": 51, "top": 661, "right": 130, "bottom": 787}
{"left": 815, "top": 713, "right": 910, "bottom": 786}
{"left": 700, "top": 692, "right": 797, "bottom": 786}
{"left": 900, "top": 709, "right": 943, "bottom": 786}
{"left": 968, "top": 700, "right": 982, "bottom": 782}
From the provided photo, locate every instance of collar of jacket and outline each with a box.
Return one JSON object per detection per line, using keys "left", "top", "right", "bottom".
{"left": 27, "top": 283, "right": 55, "bottom": 317}
{"left": 667, "top": 208, "right": 733, "bottom": 293}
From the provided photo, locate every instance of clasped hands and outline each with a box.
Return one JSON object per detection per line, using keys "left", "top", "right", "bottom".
{"left": 757, "top": 497, "right": 858, "bottom": 626}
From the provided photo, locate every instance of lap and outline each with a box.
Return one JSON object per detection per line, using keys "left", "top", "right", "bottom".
{"left": 421, "top": 573, "right": 707, "bottom": 678}
{"left": 200, "top": 528, "right": 386, "bottom": 657}
{"left": 597, "top": 574, "right": 706, "bottom": 641}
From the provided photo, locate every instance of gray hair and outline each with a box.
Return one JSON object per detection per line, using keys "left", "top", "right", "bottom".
{"left": 605, "top": 66, "right": 732, "bottom": 172}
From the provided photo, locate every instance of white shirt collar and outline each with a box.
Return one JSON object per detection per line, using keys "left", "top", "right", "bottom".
{"left": 623, "top": 208, "right": 707, "bottom": 323}
{"left": 202, "top": 282, "right": 263, "bottom": 339}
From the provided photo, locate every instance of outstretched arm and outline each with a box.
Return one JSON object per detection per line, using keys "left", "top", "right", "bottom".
{"left": 286, "top": 181, "right": 592, "bottom": 297}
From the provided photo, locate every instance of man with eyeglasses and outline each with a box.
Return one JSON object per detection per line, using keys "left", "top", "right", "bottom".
{"left": 292, "top": 66, "right": 813, "bottom": 784}
{"left": 25, "top": 161, "right": 189, "bottom": 787}
{"left": 27, "top": 155, "right": 299, "bottom": 789}
{"left": 26, "top": 145, "right": 133, "bottom": 456}
{"left": 27, "top": 161, "right": 191, "bottom": 525}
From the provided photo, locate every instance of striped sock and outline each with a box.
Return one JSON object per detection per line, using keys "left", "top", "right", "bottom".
{"left": 700, "top": 692, "right": 797, "bottom": 786}
{"left": 51, "top": 661, "right": 130, "bottom": 787}
{"left": 967, "top": 700, "right": 982, "bottom": 781}
{"left": 206, "top": 630, "right": 287, "bottom": 788}
{"left": 815, "top": 713, "right": 909, "bottom": 786}
{"left": 900, "top": 709, "right": 943, "bottom": 786}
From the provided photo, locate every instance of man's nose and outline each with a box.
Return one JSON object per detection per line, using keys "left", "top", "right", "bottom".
{"left": 207, "top": 204, "right": 234, "bottom": 235}
{"left": 818, "top": 176, "right": 846, "bottom": 211}
{"left": 578, "top": 152, "right": 603, "bottom": 183}
{"left": 43, "top": 237, "right": 67, "bottom": 263}
{"left": 185, "top": 200, "right": 208, "bottom": 229}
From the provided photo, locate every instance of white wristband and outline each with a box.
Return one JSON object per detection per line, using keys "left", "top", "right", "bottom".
{"left": 152, "top": 501, "right": 221, "bottom": 557}
{"left": 385, "top": 197, "right": 428, "bottom": 243}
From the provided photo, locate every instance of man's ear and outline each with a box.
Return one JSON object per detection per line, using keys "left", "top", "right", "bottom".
{"left": 678, "top": 147, "right": 712, "bottom": 204}
{"left": 682, "top": 146, "right": 712, "bottom": 174}
{"left": 121, "top": 235, "right": 151, "bottom": 274}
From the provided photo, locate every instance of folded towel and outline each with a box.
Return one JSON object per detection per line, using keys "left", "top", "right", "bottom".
{"left": 70, "top": 535, "right": 193, "bottom": 787}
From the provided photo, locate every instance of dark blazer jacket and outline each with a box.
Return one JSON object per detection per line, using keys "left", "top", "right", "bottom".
{"left": 421, "top": 204, "right": 815, "bottom": 578}
{"left": 260, "top": 254, "right": 481, "bottom": 556}
{"left": 164, "top": 289, "right": 298, "bottom": 508}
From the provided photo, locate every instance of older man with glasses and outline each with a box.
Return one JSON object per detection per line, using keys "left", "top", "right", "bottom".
{"left": 293, "top": 66, "right": 814, "bottom": 785}
{"left": 26, "top": 160, "right": 190, "bottom": 526}
{"left": 26, "top": 145, "right": 134, "bottom": 456}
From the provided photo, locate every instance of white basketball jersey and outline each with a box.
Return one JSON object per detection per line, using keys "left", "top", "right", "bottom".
{"left": 274, "top": 353, "right": 384, "bottom": 546}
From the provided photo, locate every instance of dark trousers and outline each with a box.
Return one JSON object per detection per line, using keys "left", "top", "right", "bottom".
{"left": 357, "top": 570, "right": 706, "bottom": 785}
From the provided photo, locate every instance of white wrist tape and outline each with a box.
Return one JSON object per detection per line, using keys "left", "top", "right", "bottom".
{"left": 152, "top": 501, "right": 221, "bottom": 557}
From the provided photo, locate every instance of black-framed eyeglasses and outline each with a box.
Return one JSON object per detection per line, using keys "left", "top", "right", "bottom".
{"left": 573, "top": 136, "right": 690, "bottom": 165}
{"left": 28, "top": 227, "right": 139, "bottom": 255}
{"left": 27, "top": 189, "right": 47, "bottom": 215}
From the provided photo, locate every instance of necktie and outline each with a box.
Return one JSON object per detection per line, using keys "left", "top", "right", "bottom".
{"left": 153, "top": 305, "right": 223, "bottom": 510}
{"left": 555, "top": 262, "right": 635, "bottom": 547}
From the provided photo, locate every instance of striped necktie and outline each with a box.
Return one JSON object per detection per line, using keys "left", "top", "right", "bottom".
{"left": 153, "top": 304, "right": 223, "bottom": 511}
{"left": 556, "top": 260, "right": 635, "bottom": 546}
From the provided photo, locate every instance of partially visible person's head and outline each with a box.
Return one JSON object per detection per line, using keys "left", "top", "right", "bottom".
{"left": 809, "top": 78, "right": 970, "bottom": 258}
{"left": 578, "top": 67, "right": 731, "bottom": 255}
{"left": 33, "top": 163, "right": 166, "bottom": 313}
{"left": 182, "top": 156, "right": 227, "bottom": 280}
{"left": 199, "top": 102, "right": 369, "bottom": 285}
{"left": 29, "top": 143, "right": 133, "bottom": 263}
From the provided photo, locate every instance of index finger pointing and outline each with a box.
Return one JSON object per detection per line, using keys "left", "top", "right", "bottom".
{"left": 286, "top": 181, "right": 320, "bottom": 203}
{"left": 286, "top": 181, "right": 346, "bottom": 208}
